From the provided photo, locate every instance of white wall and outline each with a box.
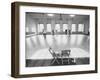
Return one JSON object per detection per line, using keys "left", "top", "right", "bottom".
{"left": 26, "top": 14, "right": 37, "bottom": 33}
{"left": 84, "top": 19, "right": 89, "bottom": 34}
{"left": 0, "top": 0, "right": 100, "bottom": 80}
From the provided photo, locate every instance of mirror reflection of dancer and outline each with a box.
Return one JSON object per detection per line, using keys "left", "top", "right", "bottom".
{"left": 52, "top": 30, "right": 55, "bottom": 36}
{"left": 43, "top": 29, "right": 46, "bottom": 39}
{"left": 65, "top": 29, "right": 71, "bottom": 37}
{"left": 69, "top": 29, "right": 71, "bottom": 37}
{"left": 65, "top": 29, "right": 68, "bottom": 35}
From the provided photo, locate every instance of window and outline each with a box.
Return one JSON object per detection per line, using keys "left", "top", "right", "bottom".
{"left": 63, "top": 24, "right": 68, "bottom": 32}
{"left": 31, "top": 27, "right": 36, "bottom": 33}
{"left": 55, "top": 24, "right": 60, "bottom": 32}
{"left": 38, "top": 24, "right": 44, "bottom": 33}
{"left": 72, "top": 24, "right": 76, "bottom": 32}
{"left": 26, "top": 27, "right": 29, "bottom": 32}
{"left": 47, "top": 24, "right": 52, "bottom": 32}
{"left": 78, "top": 24, "right": 84, "bottom": 32}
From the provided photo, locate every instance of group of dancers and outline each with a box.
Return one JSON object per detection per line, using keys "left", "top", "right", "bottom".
{"left": 42, "top": 29, "right": 71, "bottom": 38}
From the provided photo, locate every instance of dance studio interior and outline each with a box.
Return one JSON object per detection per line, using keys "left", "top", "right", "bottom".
{"left": 25, "top": 12, "right": 90, "bottom": 67}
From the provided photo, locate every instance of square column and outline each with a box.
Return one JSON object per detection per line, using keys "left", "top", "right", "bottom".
{"left": 68, "top": 19, "right": 72, "bottom": 31}
{"left": 60, "top": 21, "right": 63, "bottom": 33}
{"left": 76, "top": 23, "right": 79, "bottom": 33}
{"left": 68, "top": 19, "right": 72, "bottom": 35}
{"left": 35, "top": 22, "right": 38, "bottom": 35}
{"left": 51, "top": 20, "right": 55, "bottom": 34}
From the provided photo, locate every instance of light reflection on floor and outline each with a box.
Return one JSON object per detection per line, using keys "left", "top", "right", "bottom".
{"left": 26, "top": 34, "right": 89, "bottom": 59}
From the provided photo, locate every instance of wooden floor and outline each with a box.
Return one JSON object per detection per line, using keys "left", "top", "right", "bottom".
{"left": 26, "top": 34, "right": 90, "bottom": 67}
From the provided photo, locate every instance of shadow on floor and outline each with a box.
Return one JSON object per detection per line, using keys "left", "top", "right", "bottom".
{"left": 26, "top": 58, "right": 89, "bottom": 67}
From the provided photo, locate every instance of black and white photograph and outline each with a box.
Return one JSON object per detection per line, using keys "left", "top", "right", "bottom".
{"left": 11, "top": 2, "right": 97, "bottom": 78}
{"left": 25, "top": 12, "right": 90, "bottom": 67}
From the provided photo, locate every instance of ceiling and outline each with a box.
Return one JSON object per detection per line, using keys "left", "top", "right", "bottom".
{"left": 26, "top": 12, "right": 89, "bottom": 24}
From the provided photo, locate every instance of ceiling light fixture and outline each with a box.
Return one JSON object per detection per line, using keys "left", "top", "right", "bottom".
{"left": 70, "top": 14, "right": 75, "bottom": 17}
{"left": 47, "top": 14, "right": 54, "bottom": 17}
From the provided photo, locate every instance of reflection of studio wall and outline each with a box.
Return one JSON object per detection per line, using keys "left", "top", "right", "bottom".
{"left": 26, "top": 14, "right": 37, "bottom": 34}
{"left": 84, "top": 19, "right": 90, "bottom": 34}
